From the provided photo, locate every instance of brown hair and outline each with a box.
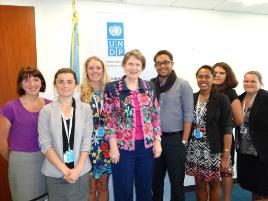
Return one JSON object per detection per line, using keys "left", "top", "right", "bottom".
{"left": 17, "top": 66, "right": 46, "bottom": 96}
{"left": 212, "top": 62, "right": 238, "bottom": 92}
{"left": 122, "top": 49, "right": 146, "bottom": 70}
{"left": 53, "top": 68, "right": 77, "bottom": 85}
{"left": 80, "top": 56, "right": 110, "bottom": 103}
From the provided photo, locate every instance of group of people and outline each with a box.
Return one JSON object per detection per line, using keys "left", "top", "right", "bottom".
{"left": 0, "top": 49, "right": 267, "bottom": 201}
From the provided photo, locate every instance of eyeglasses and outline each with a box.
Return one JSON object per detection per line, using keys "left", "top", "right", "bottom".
{"left": 155, "top": 60, "right": 173, "bottom": 67}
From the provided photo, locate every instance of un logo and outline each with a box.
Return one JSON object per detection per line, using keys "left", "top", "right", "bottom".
{"left": 107, "top": 22, "right": 124, "bottom": 39}
{"left": 109, "top": 25, "right": 122, "bottom": 37}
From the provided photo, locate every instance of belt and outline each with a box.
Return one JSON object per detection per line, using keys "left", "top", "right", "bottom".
{"left": 162, "top": 131, "right": 183, "bottom": 137}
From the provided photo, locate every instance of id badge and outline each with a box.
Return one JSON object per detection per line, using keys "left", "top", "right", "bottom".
{"left": 97, "top": 127, "right": 105, "bottom": 137}
{"left": 240, "top": 127, "right": 247, "bottom": 135}
{"left": 64, "top": 150, "right": 74, "bottom": 163}
{"left": 194, "top": 128, "right": 203, "bottom": 139}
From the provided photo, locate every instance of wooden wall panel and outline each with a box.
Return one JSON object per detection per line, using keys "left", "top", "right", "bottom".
{"left": 0, "top": 5, "right": 37, "bottom": 201}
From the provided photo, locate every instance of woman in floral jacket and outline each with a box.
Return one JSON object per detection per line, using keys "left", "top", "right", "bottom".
{"left": 104, "top": 49, "right": 162, "bottom": 201}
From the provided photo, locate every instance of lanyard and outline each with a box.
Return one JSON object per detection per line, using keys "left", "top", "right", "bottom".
{"left": 92, "top": 92, "right": 103, "bottom": 117}
{"left": 242, "top": 93, "right": 256, "bottom": 117}
{"left": 195, "top": 97, "right": 208, "bottom": 126}
{"left": 61, "top": 108, "right": 73, "bottom": 150}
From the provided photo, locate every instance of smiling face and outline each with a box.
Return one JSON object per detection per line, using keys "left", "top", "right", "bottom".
{"left": 213, "top": 66, "right": 227, "bottom": 86}
{"left": 243, "top": 73, "right": 261, "bottom": 95}
{"left": 196, "top": 68, "right": 214, "bottom": 92}
{"left": 21, "top": 76, "right": 42, "bottom": 96}
{"left": 123, "top": 55, "right": 143, "bottom": 81}
{"left": 86, "top": 59, "right": 104, "bottom": 84}
{"left": 54, "top": 73, "right": 77, "bottom": 97}
{"left": 154, "top": 54, "right": 174, "bottom": 80}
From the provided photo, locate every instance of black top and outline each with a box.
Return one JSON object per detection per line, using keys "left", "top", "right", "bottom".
{"left": 193, "top": 91, "right": 233, "bottom": 154}
{"left": 224, "top": 88, "right": 238, "bottom": 103}
{"left": 62, "top": 99, "right": 76, "bottom": 168}
{"left": 236, "top": 89, "right": 268, "bottom": 164}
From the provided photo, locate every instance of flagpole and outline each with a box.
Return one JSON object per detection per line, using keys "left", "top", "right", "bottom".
{"left": 70, "top": 0, "right": 80, "bottom": 84}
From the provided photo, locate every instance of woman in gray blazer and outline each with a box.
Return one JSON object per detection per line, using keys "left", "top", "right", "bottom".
{"left": 38, "top": 68, "right": 93, "bottom": 201}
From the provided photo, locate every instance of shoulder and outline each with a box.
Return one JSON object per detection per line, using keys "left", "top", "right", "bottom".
{"left": 2, "top": 99, "right": 19, "bottom": 110}
{"left": 211, "top": 91, "right": 229, "bottom": 103}
{"left": 141, "top": 79, "right": 154, "bottom": 90}
{"left": 176, "top": 77, "right": 192, "bottom": 91}
{"left": 225, "top": 88, "right": 238, "bottom": 102}
{"left": 40, "top": 101, "right": 56, "bottom": 114}
{"left": 76, "top": 100, "right": 91, "bottom": 110}
{"left": 0, "top": 99, "right": 20, "bottom": 118}
{"left": 256, "top": 89, "right": 268, "bottom": 103}
{"left": 176, "top": 77, "right": 190, "bottom": 85}
{"left": 105, "top": 80, "right": 118, "bottom": 89}
{"left": 258, "top": 89, "right": 268, "bottom": 97}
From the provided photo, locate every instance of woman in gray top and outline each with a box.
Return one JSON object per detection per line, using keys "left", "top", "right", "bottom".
{"left": 38, "top": 68, "right": 93, "bottom": 201}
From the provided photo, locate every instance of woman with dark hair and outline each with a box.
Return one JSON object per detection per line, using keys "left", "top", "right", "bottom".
{"left": 212, "top": 62, "right": 243, "bottom": 201}
{"left": 80, "top": 56, "right": 111, "bottom": 201}
{"left": 236, "top": 71, "right": 268, "bottom": 201}
{"left": 186, "top": 65, "right": 233, "bottom": 201}
{"left": 38, "top": 68, "right": 93, "bottom": 201}
{"left": 0, "top": 66, "right": 50, "bottom": 201}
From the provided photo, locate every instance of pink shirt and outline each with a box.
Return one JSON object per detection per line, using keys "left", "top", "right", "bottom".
{"left": 132, "top": 91, "right": 144, "bottom": 140}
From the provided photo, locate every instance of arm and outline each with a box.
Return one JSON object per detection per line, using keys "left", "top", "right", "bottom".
{"left": 181, "top": 81, "right": 194, "bottom": 142}
{"left": 103, "top": 84, "right": 120, "bottom": 163}
{"left": 182, "top": 121, "right": 192, "bottom": 142}
{"left": 221, "top": 133, "right": 232, "bottom": 170}
{"left": 0, "top": 115, "right": 11, "bottom": 161}
{"left": 231, "top": 99, "right": 244, "bottom": 127}
{"left": 44, "top": 148, "right": 70, "bottom": 176}
{"left": 220, "top": 95, "right": 233, "bottom": 170}
{"left": 109, "top": 137, "right": 120, "bottom": 164}
{"left": 38, "top": 107, "right": 70, "bottom": 176}
{"left": 151, "top": 96, "right": 162, "bottom": 158}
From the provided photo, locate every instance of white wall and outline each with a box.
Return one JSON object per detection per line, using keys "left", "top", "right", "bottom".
{"left": 1, "top": 0, "right": 268, "bottom": 189}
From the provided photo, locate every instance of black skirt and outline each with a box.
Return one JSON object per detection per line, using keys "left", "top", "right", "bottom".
{"left": 237, "top": 153, "right": 268, "bottom": 196}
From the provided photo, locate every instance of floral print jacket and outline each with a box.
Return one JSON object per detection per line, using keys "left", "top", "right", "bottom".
{"left": 104, "top": 76, "right": 161, "bottom": 151}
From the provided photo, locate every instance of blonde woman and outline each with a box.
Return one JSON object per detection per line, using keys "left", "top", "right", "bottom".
{"left": 80, "top": 56, "right": 111, "bottom": 201}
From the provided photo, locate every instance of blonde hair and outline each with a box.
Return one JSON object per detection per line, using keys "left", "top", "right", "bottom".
{"left": 244, "top": 71, "right": 263, "bottom": 86}
{"left": 80, "top": 56, "right": 109, "bottom": 103}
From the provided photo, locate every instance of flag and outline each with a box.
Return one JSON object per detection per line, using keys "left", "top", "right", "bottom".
{"left": 70, "top": 0, "right": 80, "bottom": 84}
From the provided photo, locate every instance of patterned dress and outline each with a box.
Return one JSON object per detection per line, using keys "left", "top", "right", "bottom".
{"left": 186, "top": 98, "right": 232, "bottom": 181}
{"left": 89, "top": 91, "right": 112, "bottom": 179}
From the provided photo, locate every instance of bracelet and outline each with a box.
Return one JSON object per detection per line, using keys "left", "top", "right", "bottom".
{"left": 154, "top": 136, "right": 161, "bottom": 142}
{"left": 182, "top": 140, "right": 188, "bottom": 146}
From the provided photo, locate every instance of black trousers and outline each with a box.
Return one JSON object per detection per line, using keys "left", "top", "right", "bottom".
{"left": 152, "top": 132, "right": 186, "bottom": 201}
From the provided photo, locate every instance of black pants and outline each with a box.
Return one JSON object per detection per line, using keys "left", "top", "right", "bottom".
{"left": 152, "top": 132, "right": 185, "bottom": 201}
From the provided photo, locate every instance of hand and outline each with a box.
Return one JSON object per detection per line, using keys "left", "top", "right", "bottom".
{"left": 153, "top": 140, "right": 162, "bottom": 158}
{"left": 64, "top": 168, "right": 80, "bottom": 183}
{"left": 220, "top": 156, "right": 230, "bottom": 172}
{"left": 109, "top": 146, "right": 120, "bottom": 164}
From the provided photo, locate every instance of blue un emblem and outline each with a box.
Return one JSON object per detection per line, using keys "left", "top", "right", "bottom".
{"left": 107, "top": 22, "right": 125, "bottom": 57}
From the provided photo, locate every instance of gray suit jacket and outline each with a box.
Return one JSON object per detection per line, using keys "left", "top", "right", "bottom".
{"left": 38, "top": 99, "right": 93, "bottom": 178}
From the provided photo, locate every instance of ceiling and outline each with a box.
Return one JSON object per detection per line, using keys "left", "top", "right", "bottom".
{"left": 85, "top": 0, "right": 268, "bottom": 15}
